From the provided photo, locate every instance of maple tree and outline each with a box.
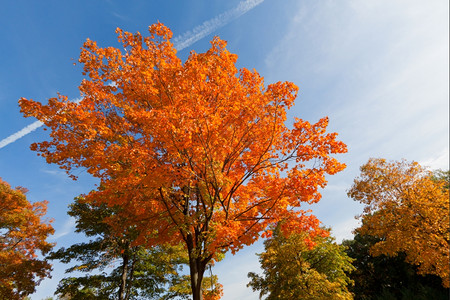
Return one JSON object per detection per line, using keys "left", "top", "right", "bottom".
{"left": 19, "top": 23, "right": 346, "bottom": 299}
{"left": 348, "top": 158, "right": 449, "bottom": 288}
{"left": 0, "top": 178, "right": 54, "bottom": 299}
{"left": 248, "top": 226, "right": 354, "bottom": 299}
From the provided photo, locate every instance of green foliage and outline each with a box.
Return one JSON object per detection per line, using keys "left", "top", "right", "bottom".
{"left": 343, "top": 233, "right": 449, "bottom": 300}
{"left": 161, "top": 272, "right": 221, "bottom": 300}
{"left": 49, "top": 197, "right": 222, "bottom": 299}
{"left": 248, "top": 227, "right": 354, "bottom": 299}
{"left": 48, "top": 197, "right": 186, "bottom": 299}
{"left": 431, "top": 169, "right": 450, "bottom": 190}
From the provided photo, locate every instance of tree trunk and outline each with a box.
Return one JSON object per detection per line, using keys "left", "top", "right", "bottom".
{"left": 118, "top": 242, "right": 130, "bottom": 300}
{"left": 189, "top": 255, "right": 206, "bottom": 300}
{"left": 187, "top": 234, "right": 207, "bottom": 300}
{"left": 125, "top": 254, "right": 136, "bottom": 300}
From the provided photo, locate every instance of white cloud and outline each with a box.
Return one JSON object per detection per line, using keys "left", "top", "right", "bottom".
{"left": 261, "top": 0, "right": 449, "bottom": 252}
{"left": 420, "top": 148, "right": 450, "bottom": 170}
{"left": 330, "top": 217, "right": 361, "bottom": 243}
{"left": 265, "top": 0, "right": 448, "bottom": 166}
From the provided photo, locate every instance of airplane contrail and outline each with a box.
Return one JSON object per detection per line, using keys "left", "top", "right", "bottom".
{"left": 0, "top": 121, "right": 43, "bottom": 149}
{"left": 173, "top": 0, "right": 264, "bottom": 51}
{"left": 0, "top": 98, "right": 82, "bottom": 149}
{"left": 0, "top": 0, "right": 264, "bottom": 149}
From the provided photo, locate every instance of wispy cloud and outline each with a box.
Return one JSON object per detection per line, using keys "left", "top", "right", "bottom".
{"left": 420, "top": 149, "right": 450, "bottom": 170}
{"left": 49, "top": 217, "right": 76, "bottom": 241}
{"left": 173, "top": 0, "right": 264, "bottom": 51}
{"left": 0, "top": 0, "right": 264, "bottom": 149}
{"left": 262, "top": 0, "right": 448, "bottom": 245}
{"left": 41, "top": 168, "right": 70, "bottom": 179}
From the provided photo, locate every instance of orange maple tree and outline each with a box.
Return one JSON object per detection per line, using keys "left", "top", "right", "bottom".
{"left": 0, "top": 178, "right": 54, "bottom": 299}
{"left": 19, "top": 23, "right": 346, "bottom": 299}
{"left": 348, "top": 158, "right": 450, "bottom": 288}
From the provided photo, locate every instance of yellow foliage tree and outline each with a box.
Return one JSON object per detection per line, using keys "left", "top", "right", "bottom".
{"left": 248, "top": 226, "right": 354, "bottom": 299}
{"left": 348, "top": 158, "right": 449, "bottom": 288}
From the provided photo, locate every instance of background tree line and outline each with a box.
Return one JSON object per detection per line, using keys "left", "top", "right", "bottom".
{"left": 2, "top": 159, "right": 448, "bottom": 299}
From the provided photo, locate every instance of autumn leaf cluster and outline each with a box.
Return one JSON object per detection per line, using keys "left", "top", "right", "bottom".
{"left": 19, "top": 23, "right": 346, "bottom": 259}
{"left": 348, "top": 158, "right": 450, "bottom": 287}
{"left": 0, "top": 178, "right": 54, "bottom": 299}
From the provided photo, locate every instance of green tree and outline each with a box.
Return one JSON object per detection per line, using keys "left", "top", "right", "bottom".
{"left": 49, "top": 197, "right": 180, "bottom": 299}
{"left": 432, "top": 169, "right": 450, "bottom": 189}
{"left": 343, "top": 233, "right": 449, "bottom": 300}
{"left": 247, "top": 226, "right": 354, "bottom": 299}
{"left": 49, "top": 197, "right": 222, "bottom": 299}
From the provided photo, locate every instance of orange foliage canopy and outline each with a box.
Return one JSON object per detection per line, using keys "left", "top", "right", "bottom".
{"left": 348, "top": 159, "right": 450, "bottom": 288}
{"left": 20, "top": 23, "right": 346, "bottom": 298}
{"left": 0, "top": 178, "right": 54, "bottom": 299}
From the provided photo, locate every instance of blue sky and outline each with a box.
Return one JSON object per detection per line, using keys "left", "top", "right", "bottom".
{"left": 0, "top": 1, "right": 448, "bottom": 299}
